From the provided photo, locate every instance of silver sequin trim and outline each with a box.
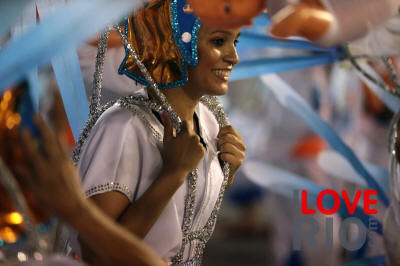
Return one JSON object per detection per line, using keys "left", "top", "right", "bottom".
{"left": 85, "top": 182, "right": 133, "bottom": 200}
{"left": 90, "top": 29, "right": 110, "bottom": 116}
{"left": 173, "top": 257, "right": 202, "bottom": 266}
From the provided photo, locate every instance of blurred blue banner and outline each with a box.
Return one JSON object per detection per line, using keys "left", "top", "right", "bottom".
{"left": 231, "top": 52, "right": 338, "bottom": 81}
{"left": 0, "top": 0, "right": 142, "bottom": 90}
{"left": 238, "top": 31, "right": 331, "bottom": 51}
{"left": 51, "top": 47, "right": 88, "bottom": 141}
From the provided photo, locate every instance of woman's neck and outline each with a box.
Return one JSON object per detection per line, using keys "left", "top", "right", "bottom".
{"left": 161, "top": 86, "right": 200, "bottom": 122}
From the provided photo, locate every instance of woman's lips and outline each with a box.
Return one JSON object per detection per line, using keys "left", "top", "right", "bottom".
{"left": 212, "top": 69, "right": 231, "bottom": 81}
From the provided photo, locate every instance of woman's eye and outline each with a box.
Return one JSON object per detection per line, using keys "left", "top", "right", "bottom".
{"left": 211, "top": 38, "right": 225, "bottom": 46}
{"left": 234, "top": 39, "right": 239, "bottom": 47}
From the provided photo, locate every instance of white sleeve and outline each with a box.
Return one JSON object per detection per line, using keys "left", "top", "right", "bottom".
{"left": 77, "top": 106, "right": 148, "bottom": 202}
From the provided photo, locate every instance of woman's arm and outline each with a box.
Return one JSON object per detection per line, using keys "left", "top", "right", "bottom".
{"left": 67, "top": 197, "right": 164, "bottom": 266}
{"left": 87, "top": 116, "right": 204, "bottom": 238}
{"left": 17, "top": 117, "right": 164, "bottom": 266}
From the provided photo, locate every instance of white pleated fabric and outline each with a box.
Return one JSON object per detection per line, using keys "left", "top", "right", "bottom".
{"left": 75, "top": 89, "right": 224, "bottom": 262}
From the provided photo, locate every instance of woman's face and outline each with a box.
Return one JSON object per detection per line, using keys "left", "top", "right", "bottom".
{"left": 185, "top": 24, "right": 240, "bottom": 97}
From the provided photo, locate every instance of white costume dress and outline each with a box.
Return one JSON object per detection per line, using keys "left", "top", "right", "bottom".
{"left": 76, "top": 89, "right": 224, "bottom": 263}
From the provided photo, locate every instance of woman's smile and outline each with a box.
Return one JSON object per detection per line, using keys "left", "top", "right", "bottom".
{"left": 212, "top": 68, "right": 232, "bottom": 81}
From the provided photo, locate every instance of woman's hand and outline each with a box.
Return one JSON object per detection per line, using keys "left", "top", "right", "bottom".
{"left": 161, "top": 115, "right": 205, "bottom": 182}
{"left": 217, "top": 125, "right": 246, "bottom": 186}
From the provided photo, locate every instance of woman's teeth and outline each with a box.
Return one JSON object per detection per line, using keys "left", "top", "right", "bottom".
{"left": 213, "top": 69, "right": 231, "bottom": 80}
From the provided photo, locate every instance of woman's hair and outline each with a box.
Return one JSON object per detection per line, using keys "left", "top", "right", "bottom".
{"left": 124, "top": 0, "right": 184, "bottom": 84}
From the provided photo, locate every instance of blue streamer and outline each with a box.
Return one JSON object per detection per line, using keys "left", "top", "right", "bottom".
{"left": 260, "top": 74, "right": 389, "bottom": 206}
{"left": 51, "top": 47, "right": 89, "bottom": 141}
{"left": 318, "top": 150, "right": 389, "bottom": 193}
{"left": 243, "top": 161, "right": 382, "bottom": 234}
{"left": 231, "top": 53, "right": 338, "bottom": 81}
{"left": 0, "top": 0, "right": 142, "bottom": 90}
{"left": 27, "top": 67, "right": 39, "bottom": 111}
{"left": 238, "top": 31, "right": 332, "bottom": 52}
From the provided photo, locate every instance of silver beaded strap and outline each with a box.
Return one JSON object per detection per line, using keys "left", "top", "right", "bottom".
{"left": 73, "top": 100, "right": 116, "bottom": 163}
{"left": 171, "top": 96, "right": 231, "bottom": 264}
{"left": 89, "top": 30, "right": 110, "bottom": 116}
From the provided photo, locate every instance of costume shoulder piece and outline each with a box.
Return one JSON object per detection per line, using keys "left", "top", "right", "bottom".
{"left": 73, "top": 91, "right": 163, "bottom": 164}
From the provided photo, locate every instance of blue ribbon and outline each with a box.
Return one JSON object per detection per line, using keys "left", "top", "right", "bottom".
{"left": 231, "top": 52, "right": 339, "bottom": 81}
{"left": 260, "top": 74, "right": 390, "bottom": 207}
{"left": 0, "top": 0, "right": 143, "bottom": 90}
{"left": 51, "top": 47, "right": 89, "bottom": 141}
{"left": 238, "top": 31, "right": 332, "bottom": 52}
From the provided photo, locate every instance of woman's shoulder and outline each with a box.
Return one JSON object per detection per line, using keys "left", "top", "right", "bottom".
{"left": 95, "top": 104, "right": 142, "bottom": 132}
{"left": 96, "top": 90, "right": 150, "bottom": 131}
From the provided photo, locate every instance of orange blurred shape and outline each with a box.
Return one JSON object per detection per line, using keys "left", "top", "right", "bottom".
{"left": 291, "top": 135, "right": 325, "bottom": 159}
{"left": 189, "top": 0, "right": 266, "bottom": 29}
{"left": 269, "top": 3, "right": 332, "bottom": 41}
{"left": 5, "top": 212, "right": 23, "bottom": 225}
{"left": 0, "top": 226, "right": 18, "bottom": 243}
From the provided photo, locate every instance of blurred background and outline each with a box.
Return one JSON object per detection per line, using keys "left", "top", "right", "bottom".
{"left": 1, "top": 0, "right": 400, "bottom": 265}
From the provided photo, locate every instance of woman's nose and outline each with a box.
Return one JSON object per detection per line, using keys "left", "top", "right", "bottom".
{"left": 224, "top": 46, "right": 239, "bottom": 66}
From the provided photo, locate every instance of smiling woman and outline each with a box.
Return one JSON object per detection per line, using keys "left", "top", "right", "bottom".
{"left": 70, "top": 0, "right": 246, "bottom": 265}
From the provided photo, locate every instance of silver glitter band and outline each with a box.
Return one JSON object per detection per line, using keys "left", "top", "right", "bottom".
{"left": 89, "top": 29, "right": 110, "bottom": 116}
{"left": 85, "top": 182, "right": 133, "bottom": 200}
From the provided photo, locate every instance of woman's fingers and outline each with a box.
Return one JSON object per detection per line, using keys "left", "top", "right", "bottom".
{"left": 219, "top": 142, "right": 245, "bottom": 158}
{"left": 163, "top": 115, "right": 174, "bottom": 142}
{"left": 14, "top": 164, "right": 36, "bottom": 187}
{"left": 217, "top": 134, "right": 246, "bottom": 151}
{"left": 20, "top": 129, "right": 48, "bottom": 177}
{"left": 218, "top": 125, "right": 242, "bottom": 141}
{"left": 219, "top": 152, "right": 243, "bottom": 168}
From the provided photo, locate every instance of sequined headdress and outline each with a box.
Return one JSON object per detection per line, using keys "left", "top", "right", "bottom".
{"left": 118, "top": 0, "right": 201, "bottom": 89}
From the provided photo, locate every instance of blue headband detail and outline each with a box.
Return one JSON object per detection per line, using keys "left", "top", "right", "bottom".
{"left": 118, "top": 0, "right": 201, "bottom": 90}
{"left": 170, "top": 0, "right": 201, "bottom": 67}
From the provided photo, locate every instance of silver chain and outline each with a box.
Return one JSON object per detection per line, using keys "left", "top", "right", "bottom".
{"left": 89, "top": 30, "right": 110, "bottom": 116}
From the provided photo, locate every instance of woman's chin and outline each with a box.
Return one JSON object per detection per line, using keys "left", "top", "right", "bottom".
{"left": 207, "top": 84, "right": 229, "bottom": 96}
